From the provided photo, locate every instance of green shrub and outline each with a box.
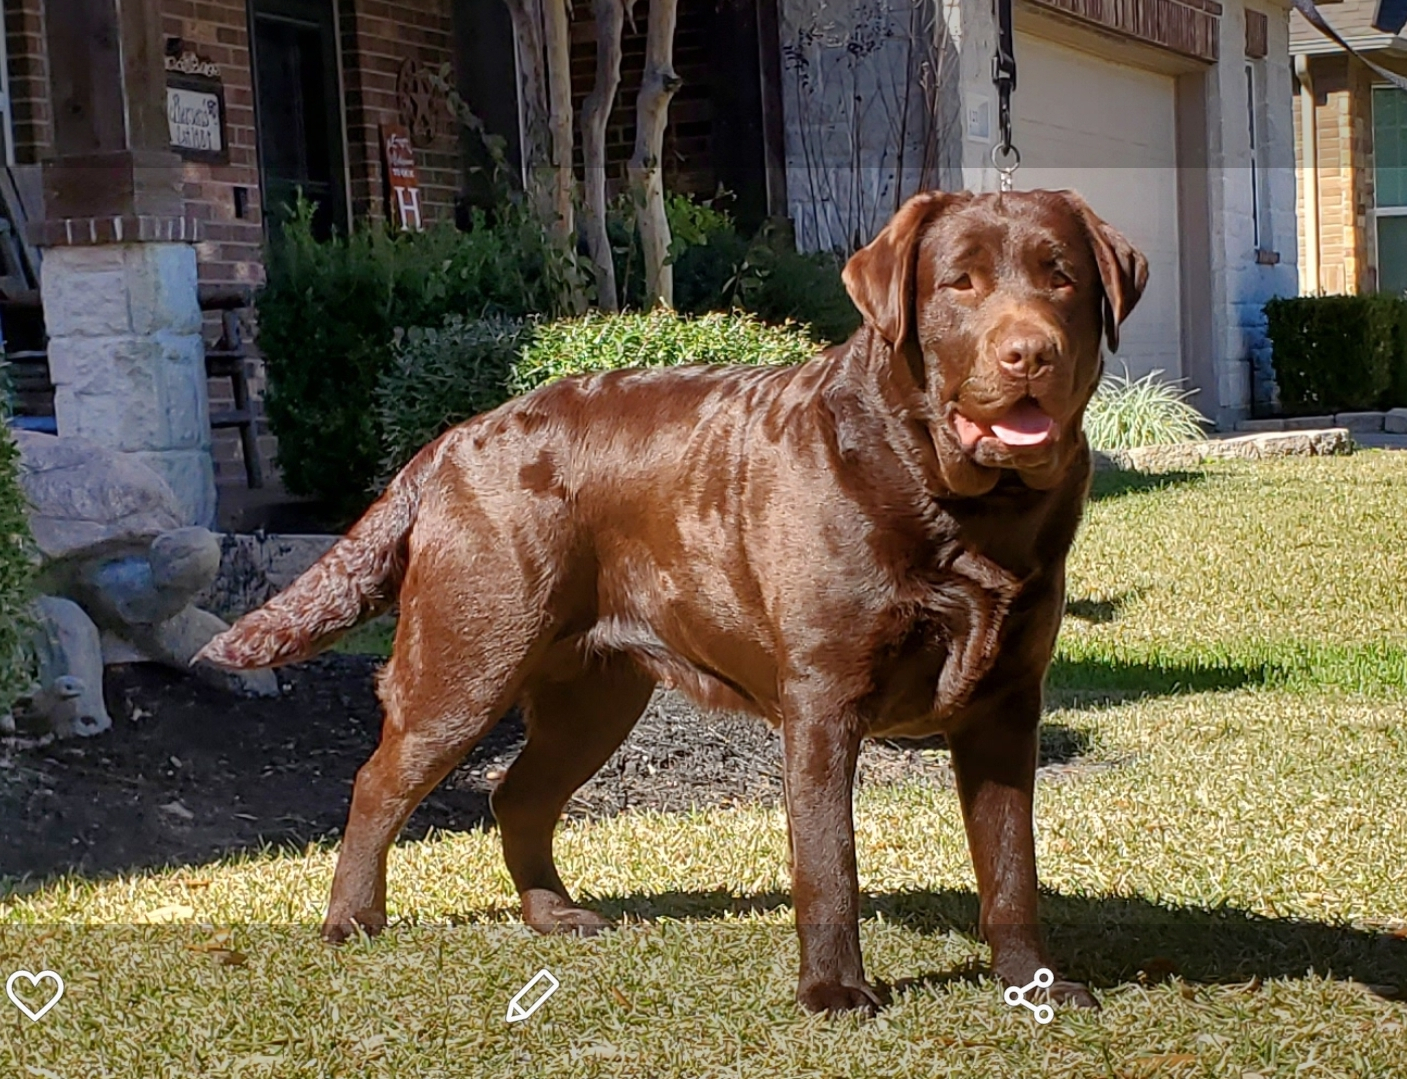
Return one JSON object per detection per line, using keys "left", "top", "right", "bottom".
{"left": 507, "top": 309, "right": 818, "bottom": 395}
{"left": 0, "top": 418, "right": 37, "bottom": 719}
{"left": 256, "top": 199, "right": 571, "bottom": 523}
{"left": 732, "top": 243, "right": 860, "bottom": 345}
{"left": 375, "top": 315, "right": 531, "bottom": 481}
{"left": 1263, "top": 294, "right": 1405, "bottom": 414}
{"left": 1084, "top": 368, "right": 1207, "bottom": 451}
{"left": 374, "top": 310, "right": 819, "bottom": 476}
{"left": 617, "top": 194, "right": 861, "bottom": 345}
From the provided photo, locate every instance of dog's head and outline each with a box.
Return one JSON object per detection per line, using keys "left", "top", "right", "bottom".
{"left": 843, "top": 189, "right": 1148, "bottom": 494}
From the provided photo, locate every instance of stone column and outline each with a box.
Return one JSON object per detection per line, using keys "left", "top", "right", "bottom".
{"left": 32, "top": 0, "right": 215, "bottom": 526}
{"left": 39, "top": 239, "right": 215, "bottom": 527}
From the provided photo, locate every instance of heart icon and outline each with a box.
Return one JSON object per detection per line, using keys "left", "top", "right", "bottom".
{"left": 6, "top": 970, "right": 64, "bottom": 1022}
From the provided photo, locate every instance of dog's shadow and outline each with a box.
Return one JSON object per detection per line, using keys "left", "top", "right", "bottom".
{"left": 568, "top": 886, "right": 1407, "bottom": 999}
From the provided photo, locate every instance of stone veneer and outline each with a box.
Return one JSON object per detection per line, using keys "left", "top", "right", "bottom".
{"left": 40, "top": 241, "right": 216, "bottom": 528}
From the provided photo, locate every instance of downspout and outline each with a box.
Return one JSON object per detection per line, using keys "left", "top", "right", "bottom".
{"left": 1297, "top": 54, "right": 1322, "bottom": 294}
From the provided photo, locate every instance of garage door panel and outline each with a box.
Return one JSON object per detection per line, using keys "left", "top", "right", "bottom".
{"left": 1011, "top": 34, "right": 1182, "bottom": 382}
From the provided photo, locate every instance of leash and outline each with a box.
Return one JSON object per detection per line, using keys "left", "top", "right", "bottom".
{"left": 991, "top": 0, "right": 1020, "bottom": 190}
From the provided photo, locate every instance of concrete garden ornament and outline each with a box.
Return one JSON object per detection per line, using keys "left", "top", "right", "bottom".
{"left": 8, "top": 431, "right": 276, "bottom": 738}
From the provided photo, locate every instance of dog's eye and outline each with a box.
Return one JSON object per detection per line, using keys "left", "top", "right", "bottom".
{"left": 1050, "top": 270, "right": 1074, "bottom": 289}
{"left": 943, "top": 273, "right": 974, "bottom": 291}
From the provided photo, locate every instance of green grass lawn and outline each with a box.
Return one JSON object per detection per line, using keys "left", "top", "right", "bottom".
{"left": 4, "top": 455, "right": 1407, "bottom": 1077}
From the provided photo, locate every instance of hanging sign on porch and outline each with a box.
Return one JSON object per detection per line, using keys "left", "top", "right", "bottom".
{"left": 381, "top": 124, "right": 423, "bottom": 231}
{"left": 165, "top": 45, "right": 228, "bottom": 164}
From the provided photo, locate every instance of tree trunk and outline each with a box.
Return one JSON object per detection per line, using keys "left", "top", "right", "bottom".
{"left": 502, "top": 0, "right": 553, "bottom": 224}
{"left": 628, "top": 0, "right": 681, "bottom": 309}
{"left": 581, "top": 0, "right": 625, "bottom": 309}
{"left": 542, "top": 0, "right": 575, "bottom": 246}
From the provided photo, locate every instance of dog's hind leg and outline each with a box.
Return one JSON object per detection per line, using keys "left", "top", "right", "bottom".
{"left": 321, "top": 561, "right": 547, "bottom": 944}
{"left": 493, "top": 654, "right": 655, "bottom": 934}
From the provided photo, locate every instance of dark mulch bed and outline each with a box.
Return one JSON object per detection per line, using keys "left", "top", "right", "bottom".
{"left": 1, "top": 654, "right": 1100, "bottom": 882}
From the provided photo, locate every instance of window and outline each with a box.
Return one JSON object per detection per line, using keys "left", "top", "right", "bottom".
{"left": 1247, "top": 61, "right": 1273, "bottom": 254}
{"left": 251, "top": 0, "right": 348, "bottom": 239}
{"left": 1372, "top": 86, "right": 1407, "bottom": 295}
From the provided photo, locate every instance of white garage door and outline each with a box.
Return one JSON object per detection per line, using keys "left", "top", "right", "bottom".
{"left": 1011, "top": 33, "right": 1181, "bottom": 382}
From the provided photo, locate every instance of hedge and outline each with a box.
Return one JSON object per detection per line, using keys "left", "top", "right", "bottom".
{"left": 1263, "top": 294, "right": 1407, "bottom": 414}
{"left": 261, "top": 194, "right": 858, "bottom": 521}
{"left": 376, "top": 310, "right": 819, "bottom": 479}
{"left": 256, "top": 199, "right": 572, "bottom": 524}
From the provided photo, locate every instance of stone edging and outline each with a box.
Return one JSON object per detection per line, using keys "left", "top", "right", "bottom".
{"left": 1237, "top": 409, "right": 1407, "bottom": 435}
{"left": 1094, "top": 428, "right": 1355, "bottom": 473}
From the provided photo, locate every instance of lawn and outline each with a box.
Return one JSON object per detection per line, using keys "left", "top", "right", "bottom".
{"left": 3, "top": 454, "right": 1406, "bottom": 1078}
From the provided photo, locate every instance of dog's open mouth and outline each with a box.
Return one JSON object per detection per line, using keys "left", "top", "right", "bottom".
{"left": 952, "top": 399, "right": 1057, "bottom": 452}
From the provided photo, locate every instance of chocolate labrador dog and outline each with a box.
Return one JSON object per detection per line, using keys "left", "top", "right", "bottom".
{"left": 199, "top": 188, "right": 1146, "bottom": 1013}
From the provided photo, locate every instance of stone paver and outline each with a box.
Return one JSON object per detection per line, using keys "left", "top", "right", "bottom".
{"left": 1333, "top": 411, "right": 1386, "bottom": 432}
{"left": 1095, "top": 428, "right": 1354, "bottom": 472}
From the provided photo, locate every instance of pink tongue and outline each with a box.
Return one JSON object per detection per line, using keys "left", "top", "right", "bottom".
{"left": 989, "top": 401, "right": 1055, "bottom": 446}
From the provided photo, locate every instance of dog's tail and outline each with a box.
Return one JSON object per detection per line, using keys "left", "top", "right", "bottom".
{"left": 195, "top": 445, "right": 438, "bottom": 670}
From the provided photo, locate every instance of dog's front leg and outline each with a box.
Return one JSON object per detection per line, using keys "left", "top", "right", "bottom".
{"left": 948, "top": 690, "right": 1098, "bottom": 1008}
{"left": 780, "top": 696, "right": 881, "bottom": 1014}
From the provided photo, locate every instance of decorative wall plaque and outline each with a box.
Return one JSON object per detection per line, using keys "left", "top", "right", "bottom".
{"left": 381, "top": 124, "right": 423, "bottom": 231}
{"left": 165, "top": 45, "right": 228, "bottom": 164}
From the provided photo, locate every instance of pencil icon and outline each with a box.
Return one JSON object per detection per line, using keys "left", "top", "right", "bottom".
{"left": 505, "top": 969, "right": 560, "bottom": 1023}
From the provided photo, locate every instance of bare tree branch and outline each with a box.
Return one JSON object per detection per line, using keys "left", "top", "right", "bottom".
{"left": 501, "top": 0, "right": 553, "bottom": 223}
{"left": 542, "top": 0, "right": 576, "bottom": 246}
{"left": 629, "top": 0, "right": 682, "bottom": 308}
{"left": 582, "top": 0, "right": 625, "bottom": 309}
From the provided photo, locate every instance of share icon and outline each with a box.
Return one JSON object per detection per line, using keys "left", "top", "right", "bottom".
{"left": 1003, "top": 967, "right": 1055, "bottom": 1024}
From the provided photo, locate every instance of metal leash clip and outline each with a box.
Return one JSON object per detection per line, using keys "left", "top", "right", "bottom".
{"left": 991, "top": 142, "right": 1021, "bottom": 193}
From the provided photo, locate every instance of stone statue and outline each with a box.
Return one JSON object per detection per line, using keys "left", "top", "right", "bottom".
{"left": 10, "top": 431, "right": 277, "bottom": 737}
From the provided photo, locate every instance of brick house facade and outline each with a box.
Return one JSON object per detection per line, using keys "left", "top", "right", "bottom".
{"left": 4, "top": 0, "right": 1300, "bottom": 506}
{"left": 3, "top": 0, "right": 469, "bottom": 485}
{"left": 1291, "top": 53, "right": 1376, "bottom": 294}
{"left": 1289, "top": 1, "right": 1407, "bottom": 297}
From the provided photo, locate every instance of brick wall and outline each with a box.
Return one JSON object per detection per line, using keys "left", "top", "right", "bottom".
{"left": 161, "top": 0, "right": 265, "bottom": 288}
{"left": 3, "top": 0, "right": 50, "bottom": 163}
{"left": 1294, "top": 54, "right": 1374, "bottom": 294}
{"left": 338, "top": 0, "right": 459, "bottom": 226}
{"left": 160, "top": 0, "right": 271, "bottom": 484}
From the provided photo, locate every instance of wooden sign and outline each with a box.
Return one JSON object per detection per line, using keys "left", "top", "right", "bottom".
{"left": 165, "top": 48, "right": 227, "bottom": 163}
{"left": 381, "top": 124, "right": 422, "bottom": 231}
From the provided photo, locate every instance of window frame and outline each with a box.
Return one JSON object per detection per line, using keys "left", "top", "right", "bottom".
{"left": 1369, "top": 84, "right": 1407, "bottom": 293}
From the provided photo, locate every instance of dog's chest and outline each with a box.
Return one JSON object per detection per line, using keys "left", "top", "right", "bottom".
{"left": 861, "top": 532, "right": 1036, "bottom": 737}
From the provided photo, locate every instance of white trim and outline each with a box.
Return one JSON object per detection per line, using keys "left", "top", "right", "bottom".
{"left": 0, "top": 14, "right": 14, "bottom": 166}
{"left": 329, "top": 1, "right": 353, "bottom": 227}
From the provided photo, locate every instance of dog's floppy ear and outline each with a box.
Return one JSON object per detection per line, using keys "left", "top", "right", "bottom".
{"left": 1062, "top": 190, "right": 1149, "bottom": 353}
{"left": 842, "top": 191, "right": 963, "bottom": 350}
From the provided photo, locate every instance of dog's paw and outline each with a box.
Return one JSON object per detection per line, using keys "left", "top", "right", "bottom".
{"left": 521, "top": 889, "right": 614, "bottom": 937}
{"left": 796, "top": 978, "right": 884, "bottom": 1016}
{"left": 320, "top": 909, "right": 387, "bottom": 944}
